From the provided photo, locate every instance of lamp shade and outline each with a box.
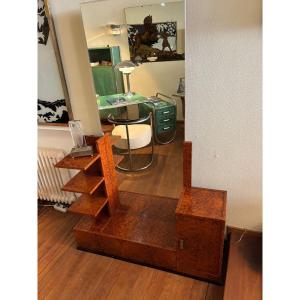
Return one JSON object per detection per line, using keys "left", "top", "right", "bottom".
{"left": 115, "top": 60, "right": 136, "bottom": 74}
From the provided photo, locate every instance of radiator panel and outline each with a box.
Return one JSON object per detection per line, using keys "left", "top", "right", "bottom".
{"left": 38, "top": 148, "right": 76, "bottom": 204}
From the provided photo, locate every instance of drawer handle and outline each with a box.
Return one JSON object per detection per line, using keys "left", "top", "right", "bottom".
{"left": 163, "top": 126, "right": 170, "bottom": 130}
{"left": 179, "top": 239, "right": 184, "bottom": 250}
{"left": 163, "top": 111, "right": 170, "bottom": 114}
{"left": 163, "top": 119, "right": 170, "bottom": 122}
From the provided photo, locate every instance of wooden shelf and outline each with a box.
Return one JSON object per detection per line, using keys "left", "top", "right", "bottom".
{"left": 55, "top": 153, "right": 101, "bottom": 171}
{"left": 62, "top": 171, "right": 104, "bottom": 194}
{"left": 69, "top": 194, "right": 108, "bottom": 218}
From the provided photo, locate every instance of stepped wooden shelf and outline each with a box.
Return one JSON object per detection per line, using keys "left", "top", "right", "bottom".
{"left": 55, "top": 136, "right": 227, "bottom": 282}
{"left": 55, "top": 153, "right": 101, "bottom": 170}
{"left": 62, "top": 171, "right": 104, "bottom": 194}
{"left": 68, "top": 194, "right": 108, "bottom": 218}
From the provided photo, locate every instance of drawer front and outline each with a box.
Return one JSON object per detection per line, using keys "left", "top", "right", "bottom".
{"left": 157, "top": 115, "right": 176, "bottom": 125}
{"left": 157, "top": 123, "right": 176, "bottom": 134}
{"left": 156, "top": 106, "right": 176, "bottom": 119}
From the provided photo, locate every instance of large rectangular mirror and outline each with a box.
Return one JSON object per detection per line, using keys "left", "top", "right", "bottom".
{"left": 81, "top": 0, "right": 185, "bottom": 122}
{"left": 80, "top": 0, "right": 185, "bottom": 184}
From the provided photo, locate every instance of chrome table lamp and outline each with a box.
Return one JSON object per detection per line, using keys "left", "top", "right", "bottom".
{"left": 115, "top": 60, "right": 137, "bottom": 97}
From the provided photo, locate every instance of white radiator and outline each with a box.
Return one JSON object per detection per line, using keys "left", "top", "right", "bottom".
{"left": 38, "top": 148, "right": 76, "bottom": 204}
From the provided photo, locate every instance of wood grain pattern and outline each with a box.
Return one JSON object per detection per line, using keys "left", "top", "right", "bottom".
{"left": 183, "top": 141, "right": 192, "bottom": 188}
{"left": 176, "top": 216, "right": 225, "bottom": 282}
{"left": 51, "top": 125, "right": 228, "bottom": 285}
{"left": 38, "top": 206, "right": 223, "bottom": 299}
{"left": 68, "top": 194, "right": 108, "bottom": 218}
{"left": 223, "top": 229, "right": 262, "bottom": 300}
{"left": 96, "top": 134, "right": 120, "bottom": 214}
{"left": 176, "top": 187, "right": 227, "bottom": 220}
{"left": 55, "top": 153, "right": 100, "bottom": 170}
{"left": 176, "top": 187, "right": 226, "bottom": 282}
{"left": 74, "top": 191, "right": 178, "bottom": 270}
{"left": 62, "top": 171, "right": 104, "bottom": 194}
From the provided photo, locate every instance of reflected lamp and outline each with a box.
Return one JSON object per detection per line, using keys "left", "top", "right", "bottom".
{"left": 115, "top": 60, "right": 137, "bottom": 97}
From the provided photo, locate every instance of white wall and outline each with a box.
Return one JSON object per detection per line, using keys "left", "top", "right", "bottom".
{"left": 38, "top": 126, "right": 74, "bottom": 153}
{"left": 186, "top": 0, "right": 262, "bottom": 230}
{"left": 81, "top": 0, "right": 185, "bottom": 120}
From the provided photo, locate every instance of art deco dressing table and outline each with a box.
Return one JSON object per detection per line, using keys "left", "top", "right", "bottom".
{"left": 55, "top": 136, "right": 227, "bottom": 282}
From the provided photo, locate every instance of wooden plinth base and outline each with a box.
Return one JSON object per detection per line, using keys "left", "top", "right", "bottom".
{"left": 73, "top": 191, "right": 225, "bottom": 282}
{"left": 74, "top": 191, "right": 178, "bottom": 271}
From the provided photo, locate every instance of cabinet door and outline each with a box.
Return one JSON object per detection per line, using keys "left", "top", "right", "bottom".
{"left": 176, "top": 215, "right": 225, "bottom": 280}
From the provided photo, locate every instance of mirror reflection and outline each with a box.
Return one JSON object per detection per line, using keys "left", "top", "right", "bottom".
{"left": 81, "top": 0, "right": 185, "bottom": 177}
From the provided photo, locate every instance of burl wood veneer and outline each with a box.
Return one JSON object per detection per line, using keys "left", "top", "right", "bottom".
{"left": 56, "top": 138, "right": 227, "bottom": 282}
{"left": 74, "top": 192, "right": 178, "bottom": 271}
{"left": 176, "top": 187, "right": 226, "bottom": 281}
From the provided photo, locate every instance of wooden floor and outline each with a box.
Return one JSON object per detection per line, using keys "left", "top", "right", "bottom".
{"left": 38, "top": 124, "right": 224, "bottom": 299}
{"left": 116, "top": 122, "right": 184, "bottom": 199}
{"left": 223, "top": 229, "right": 262, "bottom": 300}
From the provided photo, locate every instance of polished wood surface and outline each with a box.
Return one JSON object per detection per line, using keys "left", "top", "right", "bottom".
{"left": 176, "top": 216, "right": 225, "bottom": 282}
{"left": 39, "top": 206, "right": 223, "bottom": 300}
{"left": 183, "top": 141, "right": 192, "bottom": 188}
{"left": 175, "top": 187, "right": 226, "bottom": 282}
{"left": 74, "top": 191, "right": 178, "bottom": 270}
{"left": 55, "top": 153, "right": 101, "bottom": 170}
{"left": 96, "top": 134, "right": 119, "bottom": 214}
{"left": 74, "top": 188, "right": 226, "bottom": 282}
{"left": 102, "top": 192, "right": 177, "bottom": 250}
{"left": 223, "top": 228, "right": 262, "bottom": 300}
{"left": 68, "top": 194, "right": 108, "bottom": 218}
{"left": 57, "top": 134, "right": 120, "bottom": 218}
{"left": 62, "top": 171, "right": 104, "bottom": 194}
{"left": 58, "top": 128, "right": 227, "bottom": 282}
{"left": 176, "top": 187, "right": 226, "bottom": 220}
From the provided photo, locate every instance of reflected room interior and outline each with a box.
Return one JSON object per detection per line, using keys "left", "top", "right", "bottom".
{"left": 81, "top": 0, "right": 185, "bottom": 198}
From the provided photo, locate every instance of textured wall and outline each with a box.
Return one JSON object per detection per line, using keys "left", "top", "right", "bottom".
{"left": 185, "top": 0, "right": 262, "bottom": 230}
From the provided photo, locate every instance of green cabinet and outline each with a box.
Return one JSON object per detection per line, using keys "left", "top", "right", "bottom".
{"left": 88, "top": 46, "right": 125, "bottom": 120}
{"left": 139, "top": 100, "right": 176, "bottom": 137}
{"left": 88, "top": 46, "right": 124, "bottom": 96}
